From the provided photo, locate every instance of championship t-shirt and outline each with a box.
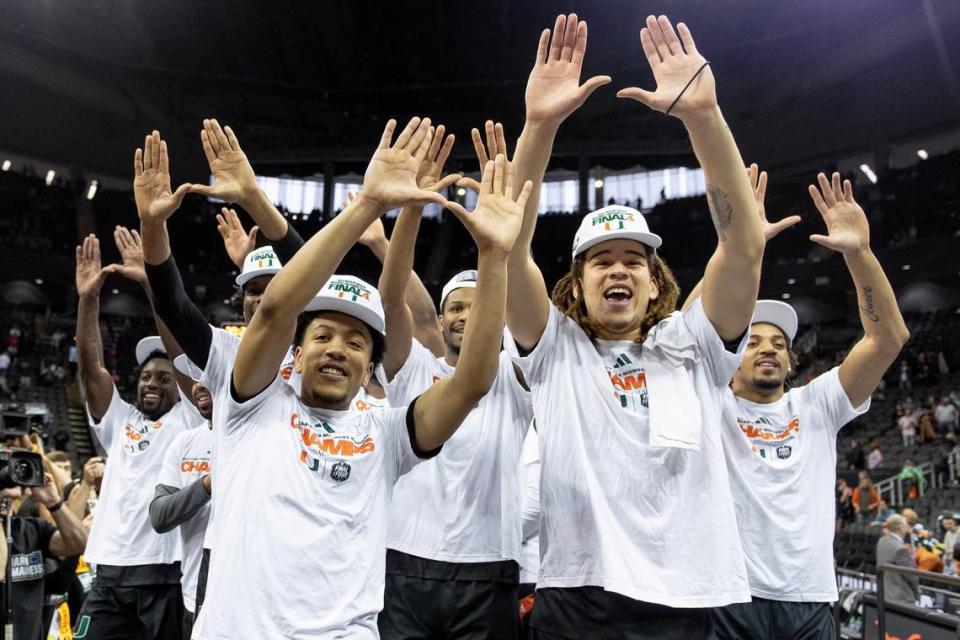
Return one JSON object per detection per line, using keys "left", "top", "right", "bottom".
{"left": 721, "top": 366, "right": 869, "bottom": 601}
{"left": 519, "top": 426, "right": 541, "bottom": 584}
{"left": 192, "top": 376, "right": 429, "bottom": 639}
{"left": 85, "top": 386, "right": 200, "bottom": 566}
{"left": 505, "top": 299, "right": 750, "bottom": 607}
{"left": 4, "top": 517, "right": 55, "bottom": 640}
{"left": 158, "top": 425, "right": 213, "bottom": 613}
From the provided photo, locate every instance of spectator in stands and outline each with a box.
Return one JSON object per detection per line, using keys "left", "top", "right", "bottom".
{"left": 0, "top": 348, "right": 9, "bottom": 394}
{"left": 942, "top": 516, "right": 959, "bottom": 574}
{"left": 853, "top": 471, "right": 880, "bottom": 524}
{"left": 898, "top": 407, "right": 917, "bottom": 447}
{"left": 916, "top": 538, "right": 943, "bottom": 573}
{"left": 846, "top": 439, "right": 866, "bottom": 470}
{"left": 836, "top": 479, "right": 854, "bottom": 530}
{"left": 867, "top": 441, "right": 884, "bottom": 470}
{"left": 898, "top": 360, "right": 911, "bottom": 390}
{"left": 47, "top": 450, "right": 72, "bottom": 480}
{"left": 876, "top": 514, "right": 919, "bottom": 605}
{"left": 899, "top": 458, "right": 925, "bottom": 500}
{"left": 917, "top": 407, "right": 937, "bottom": 444}
{"left": 935, "top": 397, "right": 958, "bottom": 436}
{"left": 872, "top": 499, "right": 897, "bottom": 526}
{"left": 902, "top": 508, "right": 923, "bottom": 546}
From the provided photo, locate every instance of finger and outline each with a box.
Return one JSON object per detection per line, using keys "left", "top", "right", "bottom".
{"left": 616, "top": 87, "right": 657, "bottom": 108}
{"left": 646, "top": 15, "right": 671, "bottom": 60}
{"left": 493, "top": 154, "right": 506, "bottom": 195}
{"left": 504, "top": 161, "right": 515, "bottom": 201}
{"left": 843, "top": 179, "right": 855, "bottom": 202}
{"left": 676, "top": 23, "right": 699, "bottom": 55}
{"left": 226, "top": 208, "right": 242, "bottom": 229}
{"left": 446, "top": 201, "right": 471, "bottom": 221}
{"left": 561, "top": 14, "right": 578, "bottom": 63}
{"left": 406, "top": 118, "right": 432, "bottom": 154}
{"left": 210, "top": 119, "right": 232, "bottom": 153}
{"left": 75, "top": 245, "right": 81, "bottom": 267}
{"left": 171, "top": 183, "right": 191, "bottom": 207}
{"left": 549, "top": 15, "right": 565, "bottom": 61}
{"left": 480, "top": 160, "right": 495, "bottom": 194}
{"left": 200, "top": 130, "right": 217, "bottom": 165}
{"left": 577, "top": 75, "right": 612, "bottom": 102}
{"left": 378, "top": 119, "right": 397, "bottom": 149}
{"left": 151, "top": 131, "right": 161, "bottom": 170}
{"left": 134, "top": 148, "right": 143, "bottom": 177}
{"left": 412, "top": 190, "right": 449, "bottom": 207}
{"left": 571, "top": 21, "right": 589, "bottom": 67}
{"left": 747, "top": 164, "right": 758, "bottom": 191}
{"left": 414, "top": 128, "right": 434, "bottom": 162}
{"left": 494, "top": 123, "right": 508, "bottom": 159}
{"left": 393, "top": 116, "right": 423, "bottom": 150}
{"left": 247, "top": 226, "right": 259, "bottom": 244}
{"left": 113, "top": 226, "right": 124, "bottom": 251}
{"left": 223, "top": 125, "right": 242, "bottom": 152}
{"left": 131, "top": 228, "right": 142, "bottom": 246}
{"left": 535, "top": 29, "right": 550, "bottom": 66}
{"left": 159, "top": 140, "right": 170, "bottom": 175}
{"left": 203, "top": 120, "right": 222, "bottom": 154}
{"left": 816, "top": 173, "right": 836, "bottom": 207}
{"left": 831, "top": 172, "right": 842, "bottom": 199}
{"left": 427, "top": 124, "right": 444, "bottom": 161}
{"left": 485, "top": 121, "right": 497, "bottom": 159}
{"left": 657, "top": 15, "right": 683, "bottom": 56}
{"left": 457, "top": 177, "right": 482, "bottom": 194}
{"left": 119, "top": 226, "right": 135, "bottom": 248}
{"left": 143, "top": 134, "right": 153, "bottom": 171}
{"left": 516, "top": 180, "right": 534, "bottom": 210}
{"left": 436, "top": 133, "right": 455, "bottom": 171}
{"left": 640, "top": 28, "right": 662, "bottom": 67}
{"left": 768, "top": 215, "right": 802, "bottom": 239}
{"left": 807, "top": 184, "right": 830, "bottom": 217}
{"left": 756, "top": 171, "right": 768, "bottom": 203}
{"left": 471, "top": 128, "right": 489, "bottom": 167}
{"left": 430, "top": 173, "right": 462, "bottom": 193}
{"left": 215, "top": 214, "right": 228, "bottom": 237}
{"left": 809, "top": 234, "right": 839, "bottom": 251}
{"left": 186, "top": 184, "right": 215, "bottom": 197}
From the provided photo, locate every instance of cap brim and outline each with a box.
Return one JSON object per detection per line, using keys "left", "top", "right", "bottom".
{"left": 303, "top": 297, "right": 386, "bottom": 335}
{"left": 574, "top": 231, "right": 663, "bottom": 259}
{"left": 135, "top": 336, "right": 166, "bottom": 366}
{"left": 236, "top": 267, "right": 281, "bottom": 288}
{"left": 752, "top": 300, "right": 799, "bottom": 343}
{"left": 173, "top": 354, "right": 203, "bottom": 381}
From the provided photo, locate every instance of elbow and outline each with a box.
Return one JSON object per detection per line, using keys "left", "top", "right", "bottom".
{"left": 148, "top": 500, "right": 174, "bottom": 534}
{"left": 454, "top": 369, "right": 497, "bottom": 406}
{"left": 64, "top": 530, "right": 88, "bottom": 556}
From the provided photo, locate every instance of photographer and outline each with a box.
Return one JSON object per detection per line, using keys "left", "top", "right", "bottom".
{"left": 1, "top": 472, "right": 87, "bottom": 640}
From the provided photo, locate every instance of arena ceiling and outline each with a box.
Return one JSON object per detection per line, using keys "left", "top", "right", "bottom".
{"left": 1, "top": 0, "right": 959, "bottom": 182}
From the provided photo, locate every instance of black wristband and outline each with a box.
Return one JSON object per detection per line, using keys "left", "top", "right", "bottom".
{"left": 46, "top": 499, "right": 64, "bottom": 513}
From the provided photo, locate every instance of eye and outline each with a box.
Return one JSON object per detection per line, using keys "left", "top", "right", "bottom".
{"left": 313, "top": 332, "right": 330, "bottom": 343}
{"left": 348, "top": 340, "right": 365, "bottom": 351}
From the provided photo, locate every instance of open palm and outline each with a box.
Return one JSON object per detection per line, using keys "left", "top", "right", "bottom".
{"left": 362, "top": 117, "right": 449, "bottom": 210}
{"left": 749, "top": 164, "right": 801, "bottom": 242}
{"left": 187, "top": 119, "right": 258, "bottom": 203}
{"left": 75, "top": 234, "right": 108, "bottom": 298}
{"left": 808, "top": 172, "right": 870, "bottom": 254}
{"left": 134, "top": 130, "right": 190, "bottom": 224}
{"left": 111, "top": 226, "right": 148, "bottom": 284}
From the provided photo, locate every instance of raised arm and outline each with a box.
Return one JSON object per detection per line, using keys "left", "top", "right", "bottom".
{"left": 75, "top": 235, "right": 115, "bottom": 422}
{"left": 618, "top": 16, "right": 764, "bottom": 340}
{"left": 508, "top": 14, "right": 612, "bottom": 350}
{"left": 33, "top": 472, "right": 88, "bottom": 557}
{"left": 808, "top": 172, "right": 909, "bottom": 407}
{"left": 415, "top": 156, "right": 532, "bottom": 450}
{"left": 233, "top": 117, "right": 447, "bottom": 399}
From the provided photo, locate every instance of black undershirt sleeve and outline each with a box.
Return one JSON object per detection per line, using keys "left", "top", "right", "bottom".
{"left": 270, "top": 223, "right": 305, "bottom": 264}
{"left": 404, "top": 395, "right": 443, "bottom": 460}
{"left": 145, "top": 256, "right": 214, "bottom": 369}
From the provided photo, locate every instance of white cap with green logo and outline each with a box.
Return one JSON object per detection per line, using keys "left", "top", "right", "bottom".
{"left": 752, "top": 300, "right": 799, "bottom": 345}
{"left": 571, "top": 205, "right": 662, "bottom": 259}
{"left": 135, "top": 336, "right": 166, "bottom": 366}
{"left": 304, "top": 275, "right": 386, "bottom": 336}
{"left": 440, "top": 270, "right": 477, "bottom": 312}
{"left": 236, "top": 246, "right": 283, "bottom": 288}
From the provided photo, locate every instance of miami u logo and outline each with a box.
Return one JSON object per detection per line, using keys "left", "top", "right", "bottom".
{"left": 75, "top": 615, "right": 91, "bottom": 638}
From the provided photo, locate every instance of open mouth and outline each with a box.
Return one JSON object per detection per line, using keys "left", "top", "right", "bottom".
{"left": 318, "top": 364, "right": 347, "bottom": 379}
{"left": 142, "top": 392, "right": 161, "bottom": 403}
{"left": 603, "top": 286, "right": 633, "bottom": 305}
{"left": 755, "top": 358, "right": 780, "bottom": 370}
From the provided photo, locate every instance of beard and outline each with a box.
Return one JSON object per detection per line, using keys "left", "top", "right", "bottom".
{"left": 752, "top": 375, "right": 784, "bottom": 390}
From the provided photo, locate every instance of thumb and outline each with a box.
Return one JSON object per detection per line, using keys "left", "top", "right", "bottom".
{"left": 809, "top": 234, "right": 838, "bottom": 251}
{"left": 430, "top": 174, "right": 462, "bottom": 193}
{"left": 616, "top": 87, "right": 657, "bottom": 109}
{"left": 457, "top": 177, "right": 481, "bottom": 194}
{"left": 578, "top": 75, "right": 612, "bottom": 101}
{"left": 186, "top": 183, "right": 215, "bottom": 197}
{"left": 248, "top": 226, "right": 259, "bottom": 244}
{"left": 445, "top": 201, "right": 471, "bottom": 221}
{"left": 413, "top": 190, "right": 448, "bottom": 208}
{"left": 172, "top": 182, "right": 192, "bottom": 205}
{"left": 766, "top": 215, "right": 802, "bottom": 240}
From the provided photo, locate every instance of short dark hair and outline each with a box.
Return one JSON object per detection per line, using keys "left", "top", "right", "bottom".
{"left": 139, "top": 350, "right": 169, "bottom": 373}
{"left": 293, "top": 311, "right": 386, "bottom": 367}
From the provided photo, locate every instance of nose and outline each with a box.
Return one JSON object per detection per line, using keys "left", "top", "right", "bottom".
{"left": 324, "top": 340, "right": 348, "bottom": 360}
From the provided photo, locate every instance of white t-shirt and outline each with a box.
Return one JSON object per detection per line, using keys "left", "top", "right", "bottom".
{"left": 721, "top": 367, "right": 869, "bottom": 602}
{"left": 383, "top": 340, "right": 532, "bottom": 563}
{"left": 505, "top": 299, "right": 750, "bottom": 607}
{"left": 192, "top": 376, "right": 427, "bottom": 640}
{"left": 158, "top": 425, "right": 212, "bottom": 613}
{"left": 519, "top": 426, "right": 541, "bottom": 584}
{"left": 85, "top": 386, "right": 200, "bottom": 566}
{"left": 935, "top": 404, "right": 957, "bottom": 427}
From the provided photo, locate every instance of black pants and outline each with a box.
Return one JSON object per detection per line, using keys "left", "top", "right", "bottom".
{"left": 531, "top": 587, "right": 709, "bottom": 640}
{"left": 194, "top": 548, "right": 210, "bottom": 621}
{"left": 73, "top": 564, "right": 183, "bottom": 640}
{"left": 378, "top": 550, "right": 519, "bottom": 640}
{"left": 708, "top": 598, "right": 835, "bottom": 640}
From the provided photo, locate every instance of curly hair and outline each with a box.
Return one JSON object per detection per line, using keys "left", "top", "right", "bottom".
{"left": 551, "top": 251, "right": 680, "bottom": 343}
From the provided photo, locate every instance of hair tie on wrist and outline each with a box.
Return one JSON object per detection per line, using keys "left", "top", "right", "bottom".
{"left": 47, "top": 499, "right": 64, "bottom": 513}
{"left": 665, "top": 61, "right": 711, "bottom": 116}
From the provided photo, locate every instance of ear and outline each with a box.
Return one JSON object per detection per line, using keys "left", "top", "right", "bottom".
{"left": 293, "top": 346, "right": 303, "bottom": 374}
{"left": 361, "top": 362, "right": 374, "bottom": 388}
{"left": 572, "top": 279, "right": 581, "bottom": 300}
{"left": 648, "top": 276, "right": 660, "bottom": 301}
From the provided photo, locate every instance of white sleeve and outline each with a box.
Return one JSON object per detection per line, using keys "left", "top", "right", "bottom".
{"left": 681, "top": 298, "right": 748, "bottom": 387}
{"left": 87, "top": 385, "right": 135, "bottom": 452}
{"left": 381, "top": 403, "right": 438, "bottom": 486}
{"left": 221, "top": 373, "right": 286, "bottom": 437}
{"left": 801, "top": 366, "right": 871, "bottom": 434}
{"left": 158, "top": 432, "right": 187, "bottom": 488}
{"left": 503, "top": 304, "right": 566, "bottom": 387}
{"left": 199, "top": 328, "right": 239, "bottom": 401}
{"left": 383, "top": 339, "right": 442, "bottom": 407}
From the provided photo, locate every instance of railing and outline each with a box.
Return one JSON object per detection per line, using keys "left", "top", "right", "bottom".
{"left": 949, "top": 446, "right": 960, "bottom": 482}
{"left": 876, "top": 563, "right": 960, "bottom": 639}
{"left": 876, "top": 461, "right": 937, "bottom": 506}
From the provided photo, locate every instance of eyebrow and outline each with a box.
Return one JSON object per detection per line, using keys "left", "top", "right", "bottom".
{"left": 749, "top": 334, "right": 787, "bottom": 342}
{"left": 311, "top": 321, "right": 368, "bottom": 341}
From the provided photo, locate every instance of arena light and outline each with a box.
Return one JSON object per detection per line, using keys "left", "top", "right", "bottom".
{"left": 917, "top": 149, "right": 929, "bottom": 160}
{"left": 593, "top": 179, "right": 604, "bottom": 189}
{"left": 902, "top": 264, "right": 911, "bottom": 271}
{"left": 781, "top": 293, "right": 791, "bottom": 300}
{"left": 34, "top": 278, "right": 43, "bottom": 285}
{"left": 111, "top": 288, "right": 119, "bottom": 294}
{"left": 45, "top": 169, "right": 56, "bottom": 186}
{"left": 456, "top": 187, "right": 466, "bottom": 197}
{"left": 787, "top": 278, "right": 796, "bottom": 285}
{"left": 858, "top": 164, "right": 877, "bottom": 184}
{"left": 86, "top": 180, "right": 99, "bottom": 200}
{"left": 1, "top": 160, "right": 10, "bottom": 172}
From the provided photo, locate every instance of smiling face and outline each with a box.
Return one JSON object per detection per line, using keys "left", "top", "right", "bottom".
{"left": 732, "top": 323, "right": 791, "bottom": 394}
{"left": 578, "top": 239, "right": 658, "bottom": 340}
{"left": 242, "top": 274, "right": 273, "bottom": 324}
{"left": 191, "top": 382, "right": 213, "bottom": 420}
{"left": 136, "top": 357, "right": 179, "bottom": 420}
{"left": 294, "top": 311, "right": 375, "bottom": 410}
{"left": 440, "top": 287, "right": 474, "bottom": 358}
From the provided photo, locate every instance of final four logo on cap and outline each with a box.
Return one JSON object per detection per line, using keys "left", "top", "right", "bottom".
{"left": 571, "top": 205, "right": 663, "bottom": 259}
{"left": 235, "top": 246, "right": 283, "bottom": 288}
{"left": 135, "top": 336, "right": 166, "bottom": 366}
{"left": 304, "top": 274, "right": 386, "bottom": 336}
{"left": 440, "top": 270, "right": 477, "bottom": 311}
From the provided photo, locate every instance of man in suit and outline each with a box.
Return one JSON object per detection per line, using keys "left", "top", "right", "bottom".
{"left": 876, "top": 514, "right": 919, "bottom": 605}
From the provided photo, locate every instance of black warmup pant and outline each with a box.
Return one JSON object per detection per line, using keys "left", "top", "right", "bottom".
{"left": 378, "top": 550, "right": 519, "bottom": 640}
{"left": 530, "top": 587, "right": 709, "bottom": 640}
{"left": 73, "top": 564, "right": 183, "bottom": 640}
{"left": 707, "top": 598, "right": 835, "bottom": 640}
{"left": 194, "top": 548, "right": 210, "bottom": 621}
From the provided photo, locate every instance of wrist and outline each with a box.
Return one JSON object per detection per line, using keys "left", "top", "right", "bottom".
{"left": 520, "top": 119, "right": 560, "bottom": 142}
{"left": 842, "top": 245, "right": 873, "bottom": 261}
{"left": 44, "top": 498, "right": 64, "bottom": 513}
{"left": 677, "top": 105, "right": 724, "bottom": 131}
{"left": 478, "top": 246, "right": 511, "bottom": 261}
{"left": 238, "top": 186, "right": 268, "bottom": 211}
{"left": 352, "top": 192, "right": 390, "bottom": 217}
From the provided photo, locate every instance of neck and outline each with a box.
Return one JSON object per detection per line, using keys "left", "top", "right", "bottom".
{"left": 300, "top": 390, "right": 351, "bottom": 412}
{"left": 731, "top": 380, "right": 785, "bottom": 404}
{"left": 444, "top": 347, "right": 460, "bottom": 368}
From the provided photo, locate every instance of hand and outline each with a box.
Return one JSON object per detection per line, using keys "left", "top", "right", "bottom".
{"left": 134, "top": 131, "right": 191, "bottom": 225}
{"left": 202, "top": 473, "right": 212, "bottom": 495}
{"left": 360, "top": 117, "right": 450, "bottom": 211}
{"left": 416, "top": 125, "right": 460, "bottom": 193}
{"left": 617, "top": 16, "right": 717, "bottom": 119}
{"left": 747, "top": 164, "right": 801, "bottom": 242}
{"left": 30, "top": 473, "right": 61, "bottom": 509}
{"left": 109, "top": 226, "right": 148, "bottom": 284}
{"left": 807, "top": 172, "right": 870, "bottom": 255}
{"left": 186, "top": 119, "right": 259, "bottom": 205}
{"left": 525, "top": 14, "right": 611, "bottom": 124}
{"left": 75, "top": 235, "right": 109, "bottom": 299}
{"left": 216, "top": 208, "right": 258, "bottom": 268}
{"left": 459, "top": 121, "right": 509, "bottom": 194}
{"left": 82, "top": 457, "right": 105, "bottom": 486}
{"left": 446, "top": 155, "right": 533, "bottom": 255}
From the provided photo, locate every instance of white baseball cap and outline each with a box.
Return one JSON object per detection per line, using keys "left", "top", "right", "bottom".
{"left": 572, "top": 205, "right": 662, "bottom": 259}
{"left": 304, "top": 275, "right": 385, "bottom": 336}
{"left": 752, "top": 300, "right": 799, "bottom": 344}
{"left": 236, "top": 246, "right": 283, "bottom": 288}
{"left": 173, "top": 354, "right": 204, "bottom": 382}
{"left": 135, "top": 336, "right": 166, "bottom": 366}
{"left": 440, "top": 270, "right": 477, "bottom": 311}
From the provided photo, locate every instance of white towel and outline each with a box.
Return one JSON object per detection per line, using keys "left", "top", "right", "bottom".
{"left": 643, "top": 312, "right": 703, "bottom": 450}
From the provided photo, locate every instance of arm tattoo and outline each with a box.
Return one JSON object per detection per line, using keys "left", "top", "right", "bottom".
{"left": 860, "top": 285, "right": 880, "bottom": 322}
{"left": 706, "top": 186, "right": 733, "bottom": 242}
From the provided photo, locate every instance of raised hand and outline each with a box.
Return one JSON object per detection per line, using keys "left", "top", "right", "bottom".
{"left": 75, "top": 235, "right": 109, "bottom": 299}
{"left": 360, "top": 117, "right": 450, "bottom": 210}
{"left": 187, "top": 119, "right": 259, "bottom": 204}
{"left": 416, "top": 125, "right": 460, "bottom": 193}
{"left": 808, "top": 172, "right": 870, "bottom": 255}
{"left": 617, "top": 16, "right": 716, "bottom": 118}
{"left": 110, "top": 226, "right": 148, "bottom": 285}
{"left": 459, "top": 121, "right": 510, "bottom": 194}
{"left": 526, "top": 14, "right": 611, "bottom": 124}
{"left": 29, "top": 473, "right": 61, "bottom": 509}
{"left": 133, "top": 130, "right": 191, "bottom": 224}
{"left": 216, "top": 207, "right": 258, "bottom": 268}
{"left": 748, "top": 164, "right": 801, "bottom": 242}
{"left": 446, "top": 155, "right": 533, "bottom": 255}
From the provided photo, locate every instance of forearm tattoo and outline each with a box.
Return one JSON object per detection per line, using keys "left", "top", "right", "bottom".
{"left": 706, "top": 186, "right": 733, "bottom": 241}
{"left": 860, "top": 285, "right": 880, "bottom": 322}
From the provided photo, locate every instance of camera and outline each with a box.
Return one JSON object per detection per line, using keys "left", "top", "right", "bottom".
{"left": 0, "top": 447, "right": 44, "bottom": 489}
{"left": 0, "top": 410, "right": 49, "bottom": 440}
